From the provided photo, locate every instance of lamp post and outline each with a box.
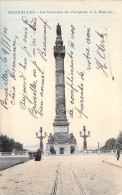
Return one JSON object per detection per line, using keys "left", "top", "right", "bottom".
{"left": 36, "top": 127, "right": 46, "bottom": 151}
{"left": 79, "top": 126, "right": 90, "bottom": 150}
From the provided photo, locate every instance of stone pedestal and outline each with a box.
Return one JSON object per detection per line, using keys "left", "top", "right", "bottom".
{"left": 46, "top": 143, "right": 77, "bottom": 155}
{"left": 46, "top": 129, "right": 77, "bottom": 155}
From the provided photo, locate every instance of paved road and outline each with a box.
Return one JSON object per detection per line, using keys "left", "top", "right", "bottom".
{"left": 0, "top": 155, "right": 122, "bottom": 195}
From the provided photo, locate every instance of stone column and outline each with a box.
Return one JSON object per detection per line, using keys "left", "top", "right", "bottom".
{"left": 53, "top": 24, "right": 69, "bottom": 128}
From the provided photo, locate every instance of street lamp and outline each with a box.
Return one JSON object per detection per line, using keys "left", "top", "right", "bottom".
{"left": 79, "top": 126, "right": 90, "bottom": 150}
{"left": 36, "top": 127, "right": 46, "bottom": 151}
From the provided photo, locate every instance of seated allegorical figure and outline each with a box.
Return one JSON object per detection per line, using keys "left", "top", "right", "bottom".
{"left": 48, "top": 133, "right": 55, "bottom": 144}
{"left": 68, "top": 133, "right": 77, "bottom": 144}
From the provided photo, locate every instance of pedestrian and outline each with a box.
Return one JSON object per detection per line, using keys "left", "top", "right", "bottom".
{"left": 35, "top": 150, "right": 42, "bottom": 161}
{"left": 116, "top": 147, "right": 120, "bottom": 160}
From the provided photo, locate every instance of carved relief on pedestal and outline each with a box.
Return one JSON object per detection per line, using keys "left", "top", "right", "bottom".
{"left": 47, "top": 132, "right": 76, "bottom": 144}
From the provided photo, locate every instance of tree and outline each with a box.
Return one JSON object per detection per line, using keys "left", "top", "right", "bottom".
{"left": 0, "top": 134, "right": 23, "bottom": 152}
{"left": 116, "top": 131, "right": 122, "bottom": 147}
{"left": 0, "top": 135, "right": 12, "bottom": 152}
{"left": 14, "top": 142, "right": 23, "bottom": 150}
{"left": 103, "top": 138, "right": 117, "bottom": 150}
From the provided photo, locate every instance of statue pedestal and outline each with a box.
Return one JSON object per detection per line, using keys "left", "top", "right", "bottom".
{"left": 46, "top": 142, "right": 77, "bottom": 155}
{"left": 46, "top": 126, "right": 77, "bottom": 155}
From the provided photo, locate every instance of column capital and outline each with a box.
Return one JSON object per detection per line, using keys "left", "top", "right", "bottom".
{"left": 54, "top": 48, "right": 65, "bottom": 58}
{"left": 54, "top": 35, "right": 65, "bottom": 58}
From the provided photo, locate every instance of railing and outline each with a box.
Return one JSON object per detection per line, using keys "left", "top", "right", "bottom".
{"left": 0, "top": 151, "right": 29, "bottom": 156}
{"left": 80, "top": 150, "right": 121, "bottom": 154}
{"left": 0, "top": 152, "right": 12, "bottom": 156}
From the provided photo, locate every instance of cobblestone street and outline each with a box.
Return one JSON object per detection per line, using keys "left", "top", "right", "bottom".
{"left": 0, "top": 154, "right": 122, "bottom": 195}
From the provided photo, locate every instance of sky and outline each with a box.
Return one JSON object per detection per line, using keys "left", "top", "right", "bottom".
{"left": 0, "top": 1, "right": 122, "bottom": 150}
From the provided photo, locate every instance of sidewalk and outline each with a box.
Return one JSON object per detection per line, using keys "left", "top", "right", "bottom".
{"left": 0, "top": 155, "right": 122, "bottom": 195}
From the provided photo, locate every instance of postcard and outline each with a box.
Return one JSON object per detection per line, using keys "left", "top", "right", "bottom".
{"left": 0, "top": 1, "right": 122, "bottom": 195}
